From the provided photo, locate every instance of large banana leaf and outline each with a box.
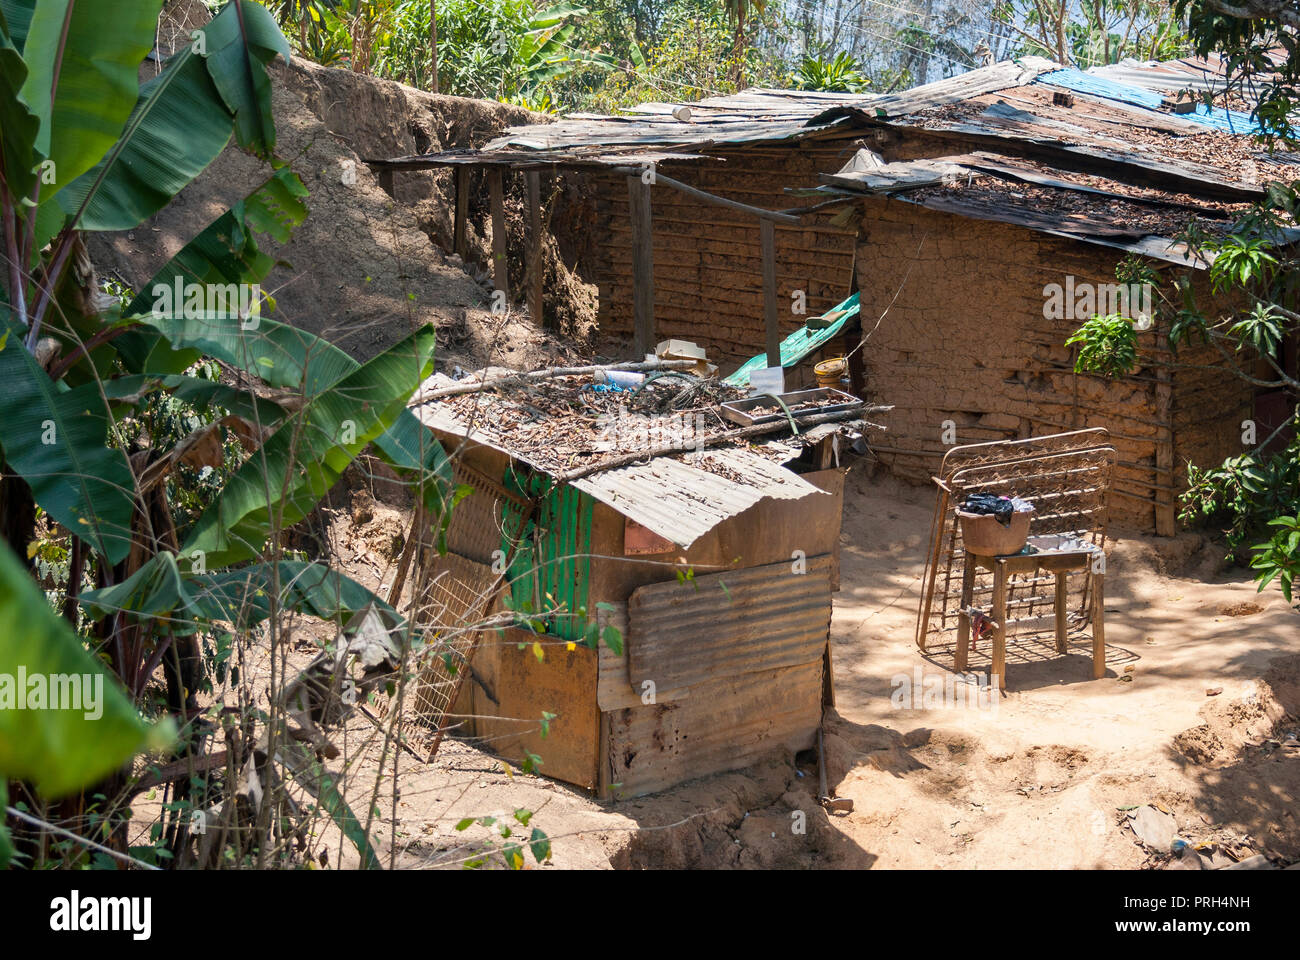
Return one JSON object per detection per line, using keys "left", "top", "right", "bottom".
{"left": 0, "top": 1, "right": 33, "bottom": 45}
{"left": 45, "top": 1, "right": 288, "bottom": 245}
{"left": 111, "top": 167, "right": 310, "bottom": 381}
{"left": 18, "top": 0, "right": 162, "bottom": 205}
{"left": 180, "top": 326, "right": 438, "bottom": 569}
{"left": 199, "top": 0, "right": 288, "bottom": 157}
{"left": 0, "top": 8, "right": 40, "bottom": 202}
{"left": 125, "top": 167, "right": 449, "bottom": 513}
{"left": 127, "top": 173, "right": 450, "bottom": 504}
{"left": 0, "top": 320, "right": 136, "bottom": 565}
{"left": 101, "top": 373, "right": 291, "bottom": 429}
{"left": 80, "top": 551, "right": 398, "bottom": 633}
{"left": 0, "top": 540, "right": 171, "bottom": 797}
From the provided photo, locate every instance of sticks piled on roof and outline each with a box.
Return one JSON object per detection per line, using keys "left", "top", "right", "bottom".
{"left": 413, "top": 358, "right": 698, "bottom": 403}
{"left": 553, "top": 403, "right": 893, "bottom": 481}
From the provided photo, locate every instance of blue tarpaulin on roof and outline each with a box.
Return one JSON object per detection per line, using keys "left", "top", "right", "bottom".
{"left": 724, "top": 291, "right": 860, "bottom": 387}
{"left": 1035, "top": 68, "right": 1261, "bottom": 134}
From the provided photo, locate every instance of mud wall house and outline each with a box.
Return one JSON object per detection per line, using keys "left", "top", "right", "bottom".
{"left": 407, "top": 378, "right": 850, "bottom": 797}
{"left": 376, "top": 55, "right": 1297, "bottom": 535}
{"left": 806, "top": 61, "right": 1300, "bottom": 535}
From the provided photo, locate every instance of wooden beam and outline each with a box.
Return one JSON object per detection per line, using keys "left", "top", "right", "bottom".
{"left": 627, "top": 174, "right": 655, "bottom": 357}
{"left": 761, "top": 217, "right": 779, "bottom": 369}
{"left": 1153, "top": 327, "right": 1176, "bottom": 536}
{"left": 488, "top": 167, "right": 508, "bottom": 301}
{"left": 612, "top": 168, "right": 802, "bottom": 225}
{"left": 453, "top": 166, "right": 469, "bottom": 259}
{"left": 526, "top": 170, "right": 543, "bottom": 325}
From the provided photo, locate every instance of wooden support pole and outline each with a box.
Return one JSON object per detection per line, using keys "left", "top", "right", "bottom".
{"left": 1054, "top": 571, "right": 1069, "bottom": 653}
{"left": 610, "top": 168, "right": 802, "bottom": 225}
{"left": 991, "top": 561, "right": 1008, "bottom": 690}
{"left": 526, "top": 170, "right": 543, "bottom": 325}
{"left": 376, "top": 167, "right": 395, "bottom": 198}
{"left": 453, "top": 166, "right": 469, "bottom": 260}
{"left": 1091, "top": 570, "right": 1107, "bottom": 679}
{"left": 1153, "top": 327, "right": 1176, "bottom": 536}
{"left": 627, "top": 174, "right": 655, "bottom": 357}
{"left": 761, "top": 217, "right": 779, "bottom": 369}
{"left": 488, "top": 167, "right": 508, "bottom": 301}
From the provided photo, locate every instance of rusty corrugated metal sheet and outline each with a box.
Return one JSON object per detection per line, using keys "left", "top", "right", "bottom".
{"left": 842, "top": 56, "right": 1056, "bottom": 119}
{"left": 604, "top": 659, "right": 822, "bottom": 797}
{"left": 570, "top": 447, "right": 825, "bottom": 549}
{"left": 626, "top": 554, "right": 833, "bottom": 694}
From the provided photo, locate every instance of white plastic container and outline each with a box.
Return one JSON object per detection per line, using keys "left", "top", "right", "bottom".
{"left": 599, "top": 369, "right": 646, "bottom": 389}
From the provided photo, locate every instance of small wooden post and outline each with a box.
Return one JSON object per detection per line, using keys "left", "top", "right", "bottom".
{"left": 991, "top": 560, "right": 1008, "bottom": 690}
{"left": 627, "top": 174, "right": 655, "bottom": 357}
{"left": 1153, "top": 328, "right": 1176, "bottom": 536}
{"left": 761, "top": 218, "right": 779, "bottom": 369}
{"left": 376, "top": 167, "right": 395, "bottom": 198}
{"left": 1054, "top": 571, "right": 1069, "bottom": 653}
{"left": 526, "top": 170, "right": 542, "bottom": 325}
{"left": 1091, "top": 568, "right": 1106, "bottom": 679}
{"left": 453, "top": 166, "right": 469, "bottom": 260}
{"left": 954, "top": 559, "right": 976, "bottom": 672}
{"left": 488, "top": 167, "right": 508, "bottom": 301}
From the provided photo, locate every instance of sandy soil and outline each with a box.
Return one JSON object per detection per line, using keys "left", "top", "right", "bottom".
{"left": 297, "top": 458, "right": 1300, "bottom": 871}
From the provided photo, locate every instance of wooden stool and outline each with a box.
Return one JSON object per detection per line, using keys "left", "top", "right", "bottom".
{"left": 954, "top": 546, "right": 1105, "bottom": 690}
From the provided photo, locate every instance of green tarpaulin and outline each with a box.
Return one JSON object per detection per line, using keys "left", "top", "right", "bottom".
{"left": 723, "top": 291, "right": 860, "bottom": 387}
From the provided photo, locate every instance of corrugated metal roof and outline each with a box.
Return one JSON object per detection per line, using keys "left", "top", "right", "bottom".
{"left": 482, "top": 115, "right": 846, "bottom": 158}
{"left": 808, "top": 148, "right": 1298, "bottom": 266}
{"left": 412, "top": 376, "right": 829, "bottom": 548}
{"left": 856, "top": 56, "right": 1057, "bottom": 118}
{"left": 1085, "top": 52, "right": 1286, "bottom": 94}
{"left": 571, "top": 447, "right": 826, "bottom": 548}
{"left": 375, "top": 52, "right": 1294, "bottom": 258}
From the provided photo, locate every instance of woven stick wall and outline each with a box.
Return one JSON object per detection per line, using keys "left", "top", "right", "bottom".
{"left": 916, "top": 430, "right": 1115, "bottom": 657}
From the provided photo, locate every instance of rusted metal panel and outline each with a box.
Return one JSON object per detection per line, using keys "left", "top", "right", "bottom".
{"left": 623, "top": 516, "right": 677, "bottom": 555}
{"left": 626, "top": 554, "right": 833, "bottom": 695}
{"left": 603, "top": 659, "right": 823, "bottom": 797}
{"left": 465, "top": 627, "right": 601, "bottom": 790}
{"left": 596, "top": 602, "right": 695, "bottom": 710}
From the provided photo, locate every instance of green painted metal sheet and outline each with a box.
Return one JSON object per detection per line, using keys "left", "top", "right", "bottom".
{"left": 501, "top": 472, "right": 593, "bottom": 642}
{"left": 724, "top": 291, "right": 860, "bottom": 387}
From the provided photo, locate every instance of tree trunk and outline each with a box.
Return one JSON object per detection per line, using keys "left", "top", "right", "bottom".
{"left": 430, "top": 0, "right": 439, "bottom": 93}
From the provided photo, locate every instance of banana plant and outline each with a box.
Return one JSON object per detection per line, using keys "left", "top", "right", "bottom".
{"left": 0, "top": 0, "right": 450, "bottom": 866}
{"left": 516, "top": 3, "right": 614, "bottom": 93}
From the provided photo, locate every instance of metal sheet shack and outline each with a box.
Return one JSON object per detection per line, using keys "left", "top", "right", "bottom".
{"left": 406, "top": 368, "right": 875, "bottom": 797}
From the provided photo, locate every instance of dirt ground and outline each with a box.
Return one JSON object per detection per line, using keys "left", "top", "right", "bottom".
{"left": 299, "top": 458, "right": 1300, "bottom": 870}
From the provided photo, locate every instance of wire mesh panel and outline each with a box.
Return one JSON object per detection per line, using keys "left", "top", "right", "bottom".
{"left": 410, "top": 552, "right": 500, "bottom": 729}
{"left": 916, "top": 430, "right": 1115, "bottom": 657}
{"left": 406, "top": 460, "right": 531, "bottom": 753}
